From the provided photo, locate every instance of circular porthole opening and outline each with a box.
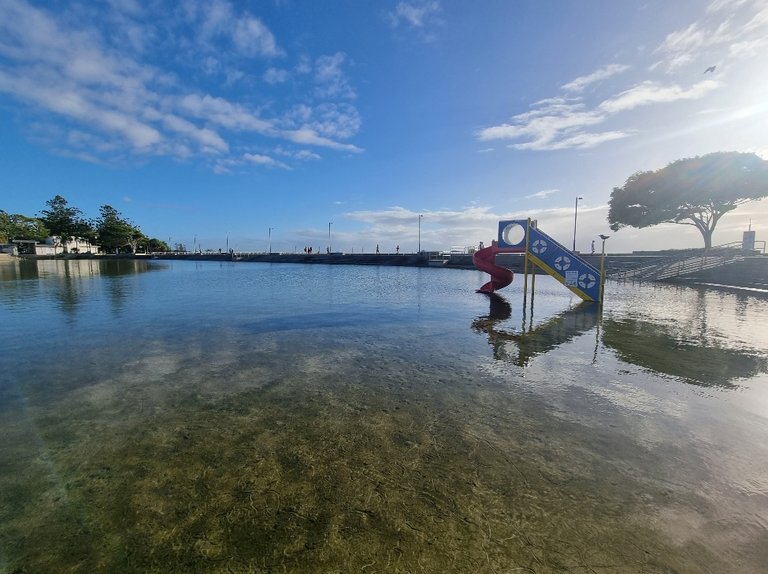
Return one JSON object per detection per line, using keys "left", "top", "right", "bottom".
{"left": 502, "top": 223, "right": 525, "bottom": 246}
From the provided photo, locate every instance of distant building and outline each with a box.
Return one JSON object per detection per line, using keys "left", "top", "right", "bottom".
{"left": 12, "top": 236, "right": 100, "bottom": 255}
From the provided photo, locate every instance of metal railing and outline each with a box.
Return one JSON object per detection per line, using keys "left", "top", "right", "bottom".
{"left": 611, "top": 242, "right": 756, "bottom": 282}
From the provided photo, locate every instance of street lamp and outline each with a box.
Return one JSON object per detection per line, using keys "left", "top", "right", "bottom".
{"left": 328, "top": 222, "right": 332, "bottom": 254}
{"left": 599, "top": 234, "right": 610, "bottom": 304}
{"left": 268, "top": 227, "right": 276, "bottom": 254}
{"left": 418, "top": 214, "right": 423, "bottom": 253}
{"left": 572, "top": 196, "right": 583, "bottom": 252}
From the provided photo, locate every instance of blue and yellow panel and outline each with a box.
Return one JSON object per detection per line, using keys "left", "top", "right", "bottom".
{"left": 497, "top": 219, "right": 601, "bottom": 302}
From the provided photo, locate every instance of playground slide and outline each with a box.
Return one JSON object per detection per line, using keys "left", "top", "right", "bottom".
{"left": 472, "top": 244, "right": 513, "bottom": 293}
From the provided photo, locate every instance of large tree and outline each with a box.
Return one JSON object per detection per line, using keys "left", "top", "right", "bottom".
{"left": 148, "top": 238, "right": 170, "bottom": 253}
{"left": 1, "top": 211, "right": 50, "bottom": 243}
{"left": 39, "top": 195, "right": 93, "bottom": 252}
{"left": 608, "top": 152, "right": 768, "bottom": 249}
{"left": 96, "top": 205, "right": 142, "bottom": 253}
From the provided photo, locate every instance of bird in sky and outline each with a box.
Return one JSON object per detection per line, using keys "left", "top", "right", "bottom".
{"left": 704, "top": 65, "right": 717, "bottom": 73}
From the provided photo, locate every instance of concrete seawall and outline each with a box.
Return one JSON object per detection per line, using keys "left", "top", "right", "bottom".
{"left": 22, "top": 251, "right": 767, "bottom": 292}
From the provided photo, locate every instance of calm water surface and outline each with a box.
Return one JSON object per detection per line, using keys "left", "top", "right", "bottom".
{"left": 1, "top": 258, "right": 767, "bottom": 573}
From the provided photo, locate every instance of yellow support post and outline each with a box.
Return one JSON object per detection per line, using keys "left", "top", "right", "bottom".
{"left": 523, "top": 218, "right": 531, "bottom": 303}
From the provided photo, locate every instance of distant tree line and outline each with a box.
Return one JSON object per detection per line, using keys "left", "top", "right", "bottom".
{"left": 0, "top": 195, "right": 169, "bottom": 254}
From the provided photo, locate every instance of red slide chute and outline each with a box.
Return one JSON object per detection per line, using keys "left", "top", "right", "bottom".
{"left": 472, "top": 242, "right": 514, "bottom": 293}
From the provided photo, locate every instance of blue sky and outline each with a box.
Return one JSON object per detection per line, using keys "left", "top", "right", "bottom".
{"left": 1, "top": 0, "right": 767, "bottom": 254}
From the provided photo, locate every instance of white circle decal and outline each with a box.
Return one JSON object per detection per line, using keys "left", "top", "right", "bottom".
{"left": 578, "top": 273, "right": 597, "bottom": 289}
{"left": 554, "top": 255, "right": 571, "bottom": 271}
{"left": 531, "top": 239, "right": 548, "bottom": 254}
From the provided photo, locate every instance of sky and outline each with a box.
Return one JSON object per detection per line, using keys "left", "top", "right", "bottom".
{"left": 1, "top": 0, "right": 767, "bottom": 254}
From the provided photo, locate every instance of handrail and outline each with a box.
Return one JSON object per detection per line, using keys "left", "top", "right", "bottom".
{"left": 611, "top": 245, "right": 750, "bottom": 282}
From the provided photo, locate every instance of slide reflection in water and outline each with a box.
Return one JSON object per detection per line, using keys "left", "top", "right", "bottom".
{"left": 472, "top": 293, "right": 599, "bottom": 365}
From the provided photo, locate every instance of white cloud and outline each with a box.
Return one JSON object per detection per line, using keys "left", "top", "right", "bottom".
{"left": 309, "top": 103, "right": 361, "bottom": 139}
{"left": 233, "top": 15, "right": 281, "bottom": 57}
{"left": 598, "top": 80, "right": 720, "bottom": 114}
{"left": 388, "top": 1, "right": 441, "bottom": 28}
{"left": 338, "top": 201, "right": 763, "bottom": 254}
{"left": 264, "top": 67, "right": 290, "bottom": 84}
{"left": 177, "top": 94, "right": 274, "bottom": 133}
{"left": 314, "top": 52, "right": 356, "bottom": 99}
{"left": 280, "top": 102, "right": 362, "bottom": 148}
{"left": 518, "top": 130, "right": 628, "bottom": 151}
{"left": 295, "top": 150, "right": 321, "bottom": 161}
{"left": 0, "top": 0, "right": 362, "bottom": 167}
{"left": 478, "top": 1, "right": 767, "bottom": 153}
{"left": 654, "top": 0, "right": 768, "bottom": 72}
{"left": 158, "top": 113, "right": 228, "bottom": 153}
{"left": 561, "top": 64, "right": 630, "bottom": 93}
{"left": 476, "top": 98, "right": 622, "bottom": 151}
{"left": 656, "top": 22, "right": 708, "bottom": 59}
{"left": 273, "top": 146, "right": 321, "bottom": 161}
{"left": 280, "top": 128, "right": 363, "bottom": 153}
{"left": 477, "top": 76, "right": 718, "bottom": 151}
{"left": 525, "top": 189, "right": 559, "bottom": 200}
{"left": 707, "top": 0, "right": 752, "bottom": 13}
{"left": 243, "top": 153, "right": 282, "bottom": 167}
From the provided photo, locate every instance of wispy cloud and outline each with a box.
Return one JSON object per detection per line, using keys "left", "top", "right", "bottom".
{"left": 653, "top": 0, "right": 768, "bottom": 72}
{"left": 478, "top": 74, "right": 728, "bottom": 149}
{"left": 525, "top": 189, "right": 559, "bottom": 200}
{"left": 232, "top": 15, "right": 281, "bottom": 57}
{"left": 314, "top": 53, "right": 356, "bottom": 100}
{"left": 387, "top": 1, "right": 441, "bottom": 28}
{"left": 345, "top": 206, "right": 501, "bottom": 246}
{"left": 264, "top": 67, "right": 290, "bottom": 84}
{"left": 476, "top": 96, "right": 628, "bottom": 151}
{"left": 386, "top": 1, "right": 442, "bottom": 42}
{"left": 599, "top": 80, "right": 720, "bottom": 114}
{"left": 477, "top": 1, "right": 766, "bottom": 153}
{"left": 243, "top": 152, "right": 286, "bottom": 168}
{"left": 341, "top": 204, "right": 614, "bottom": 252}
{"left": 333, "top": 200, "right": 762, "bottom": 254}
{"left": 561, "top": 64, "right": 629, "bottom": 93}
{"left": 477, "top": 71, "right": 724, "bottom": 151}
{"left": 0, "top": 0, "right": 362, "bottom": 170}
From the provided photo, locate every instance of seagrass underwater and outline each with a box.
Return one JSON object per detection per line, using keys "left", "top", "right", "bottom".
{"left": 1, "top": 258, "right": 767, "bottom": 572}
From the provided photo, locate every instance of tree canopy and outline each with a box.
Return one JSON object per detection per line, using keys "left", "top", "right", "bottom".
{"left": 0, "top": 211, "right": 50, "bottom": 243}
{"left": 3, "top": 197, "right": 170, "bottom": 254}
{"left": 39, "top": 195, "right": 93, "bottom": 252}
{"left": 96, "top": 205, "right": 143, "bottom": 253}
{"left": 608, "top": 152, "right": 768, "bottom": 248}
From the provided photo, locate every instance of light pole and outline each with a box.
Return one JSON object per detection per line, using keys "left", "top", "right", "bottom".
{"left": 599, "top": 234, "right": 609, "bottom": 304}
{"left": 418, "top": 214, "right": 423, "bottom": 253}
{"left": 328, "top": 222, "right": 332, "bottom": 254}
{"left": 572, "top": 196, "right": 583, "bottom": 252}
{"left": 268, "top": 227, "right": 276, "bottom": 254}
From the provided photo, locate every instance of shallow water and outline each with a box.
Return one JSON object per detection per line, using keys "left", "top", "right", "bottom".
{"left": 1, "top": 258, "right": 767, "bottom": 573}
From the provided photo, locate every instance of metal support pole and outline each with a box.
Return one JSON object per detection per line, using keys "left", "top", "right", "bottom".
{"left": 599, "top": 234, "right": 609, "bottom": 305}
{"left": 572, "top": 196, "right": 582, "bottom": 252}
{"left": 523, "top": 218, "right": 531, "bottom": 304}
{"left": 418, "top": 214, "right": 423, "bottom": 253}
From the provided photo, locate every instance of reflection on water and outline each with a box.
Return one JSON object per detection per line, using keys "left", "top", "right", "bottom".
{"left": 2, "top": 260, "right": 768, "bottom": 573}
{"left": 0, "top": 258, "right": 162, "bottom": 319}
{"left": 472, "top": 293, "right": 599, "bottom": 366}
{"left": 603, "top": 316, "right": 768, "bottom": 387}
